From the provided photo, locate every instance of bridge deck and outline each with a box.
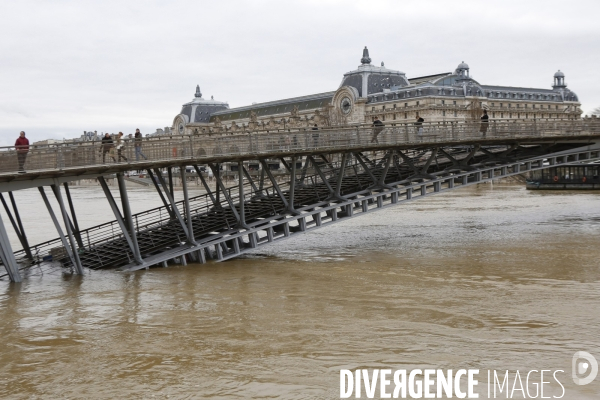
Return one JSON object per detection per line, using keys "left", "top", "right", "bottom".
{"left": 1, "top": 120, "right": 599, "bottom": 192}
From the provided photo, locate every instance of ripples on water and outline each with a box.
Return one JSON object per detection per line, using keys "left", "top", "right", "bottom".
{"left": 0, "top": 183, "right": 599, "bottom": 399}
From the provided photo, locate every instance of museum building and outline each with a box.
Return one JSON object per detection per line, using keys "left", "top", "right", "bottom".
{"left": 172, "top": 47, "right": 582, "bottom": 135}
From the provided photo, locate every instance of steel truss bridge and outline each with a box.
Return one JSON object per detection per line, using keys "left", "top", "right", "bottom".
{"left": 1, "top": 120, "right": 599, "bottom": 282}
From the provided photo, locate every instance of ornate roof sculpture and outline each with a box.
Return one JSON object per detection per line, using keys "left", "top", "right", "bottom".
{"left": 361, "top": 46, "right": 371, "bottom": 64}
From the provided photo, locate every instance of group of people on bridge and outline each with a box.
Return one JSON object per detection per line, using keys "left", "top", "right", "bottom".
{"left": 369, "top": 110, "right": 489, "bottom": 144}
{"left": 12, "top": 129, "right": 150, "bottom": 173}
{"left": 98, "top": 129, "right": 148, "bottom": 164}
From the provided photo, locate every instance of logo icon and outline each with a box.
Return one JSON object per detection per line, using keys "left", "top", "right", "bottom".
{"left": 572, "top": 351, "right": 598, "bottom": 385}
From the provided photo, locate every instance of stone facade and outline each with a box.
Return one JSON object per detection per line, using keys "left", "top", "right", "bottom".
{"left": 172, "top": 48, "right": 582, "bottom": 135}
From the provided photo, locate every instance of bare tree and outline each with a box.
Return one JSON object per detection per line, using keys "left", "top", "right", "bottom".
{"left": 592, "top": 107, "right": 600, "bottom": 116}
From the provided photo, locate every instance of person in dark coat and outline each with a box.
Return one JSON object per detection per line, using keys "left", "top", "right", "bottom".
{"left": 371, "top": 117, "right": 384, "bottom": 143}
{"left": 101, "top": 133, "right": 116, "bottom": 163}
{"left": 311, "top": 124, "right": 319, "bottom": 147}
{"left": 479, "top": 110, "right": 489, "bottom": 135}
{"left": 134, "top": 129, "right": 147, "bottom": 160}
{"left": 15, "top": 131, "right": 29, "bottom": 173}
{"left": 415, "top": 115, "right": 424, "bottom": 136}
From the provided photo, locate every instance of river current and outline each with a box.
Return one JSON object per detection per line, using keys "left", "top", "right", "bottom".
{"left": 0, "top": 183, "right": 599, "bottom": 399}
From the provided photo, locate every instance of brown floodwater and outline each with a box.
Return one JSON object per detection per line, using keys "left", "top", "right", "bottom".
{"left": 0, "top": 183, "right": 599, "bottom": 399}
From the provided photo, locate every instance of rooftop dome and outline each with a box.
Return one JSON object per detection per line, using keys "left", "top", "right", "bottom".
{"left": 457, "top": 61, "right": 469, "bottom": 70}
{"left": 554, "top": 70, "right": 565, "bottom": 78}
{"left": 180, "top": 85, "right": 229, "bottom": 124}
{"left": 340, "top": 47, "right": 409, "bottom": 97}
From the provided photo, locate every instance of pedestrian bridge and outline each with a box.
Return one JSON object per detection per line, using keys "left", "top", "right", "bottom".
{"left": 1, "top": 119, "right": 599, "bottom": 282}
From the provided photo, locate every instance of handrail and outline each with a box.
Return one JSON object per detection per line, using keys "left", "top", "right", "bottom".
{"left": 2, "top": 119, "right": 599, "bottom": 177}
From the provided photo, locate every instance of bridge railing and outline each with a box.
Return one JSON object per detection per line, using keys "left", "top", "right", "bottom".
{"left": 1, "top": 119, "right": 599, "bottom": 176}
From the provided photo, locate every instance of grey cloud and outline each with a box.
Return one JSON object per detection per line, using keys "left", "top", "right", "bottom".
{"left": 1, "top": 0, "right": 599, "bottom": 145}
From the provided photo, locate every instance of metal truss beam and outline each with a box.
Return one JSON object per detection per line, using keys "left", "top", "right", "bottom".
{"left": 259, "top": 159, "right": 289, "bottom": 209}
{"left": 241, "top": 165, "right": 260, "bottom": 195}
{"left": 398, "top": 149, "right": 437, "bottom": 181}
{"left": 50, "top": 182, "right": 85, "bottom": 275}
{"left": 63, "top": 182, "right": 84, "bottom": 249}
{"left": 0, "top": 213, "right": 22, "bottom": 282}
{"left": 146, "top": 168, "right": 174, "bottom": 217}
{"left": 154, "top": 168, "right": 192, "bottom": 242}
{"left": 0, "top": 193, "right": 32, "bottom": 260}
{"left": 98, "top": 176, "right": 144, "bottom": 266}
{"left": 237, "top": 161, "right": 247, "bottom": 228}
{"left": 193, "top": 165, "right": 220, "bottom": 209}
{"left": 208, "top": 163, "right": 244, "bottom": 228}
{"left": 116, "top": 173, "right": 144, "bottom": 263}
{"left": 354, "top": 152, "right": 378, "bottom": 186}
{"left": 39, "top": 186, "right": 84, "bottom": 275}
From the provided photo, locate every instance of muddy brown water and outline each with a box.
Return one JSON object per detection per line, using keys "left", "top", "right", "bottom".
{"left": 0, "top": 183, "right": 599, "bottom": 399}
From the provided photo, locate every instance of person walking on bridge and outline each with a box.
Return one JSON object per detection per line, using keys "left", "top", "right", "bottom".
{"left": 311, "top": 124, "right": 319, "bottom": 147}
{"left": 371, "top": 116, "right": 384, "bottom": 144}
{"left": 479, "top": 110, "right": 489, "bottom": 136}
{"left": 115, "top": 132, "right": 128, "bottom": 162}
{"left": 415, "top": 115, "right": 424, "bottom": 138}
{"left": 101, "top": 133, "right": 116, "bottom": 163}
{"left": 134, "top": 129, "right": 147, "bottom": 161}
{"left": 15, "top": 131, "right": 29, "bottom": 173}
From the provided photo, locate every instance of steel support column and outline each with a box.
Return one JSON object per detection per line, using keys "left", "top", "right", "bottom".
{"left": 297, "top": 157, "right": 310, "bottom": 186}
{"left": 307, "top": 156, "right": 335, "bottom": 198}
{"left": 154, "top": 168, "right": 191, "bottom": 240}
{"left": 167, "top": 167, "right": 175, "bottom": 199}
{"left": 146, "top": 169, "right": 174, "bottom": 217}
{"left": 0, "top": 193, "right": 32, "bottom": 260}
{"left": 354, "top": 152, "right": 378, "bottom": 186}
{"left": 259, "top": 159, "right": 289, "bottom": 209}
{"left": 50, "top": 182, "right": 84, "bottom": 275}
{"left": 39, "top": 186, "right": 84, "bottom": 274}
{"left": 208, "top": 163, "right": 243, "bottom": 226}
{"left": 181, "top": 168, "right": 197, "bottom": 245}
{"left": 98, "top": 177, "right": 144, "bottom": 266}
{"left": 193, "top": 165, "right": 220, "bottom": 209}
{"left": 398, "top": 150, "right": 437, "bottom": 180}
{"left": 116, "top": 173, "right": 144, "bottom": 264}
{"left": 288, "top": 156, "right": 297, "bottom": 213}
{"left": 241, "top": 166, "right": 261, "bottom": 197}
{"left": 238, "top": 162, "right": 246, "bottom": 227}
{"left": 0, "top": 214, "right": 22, "bottom": 282}
{"left": 334, "top": 153, "right": 348, "bottom": 198}
{"left": 377, "top": 152, "right": 393, "bottom": 187}
{"left": 258, "top": 167, "right": 266, "bottom": 192}
{"left": 63, "top": 182, "right": 84, "bottom": 248}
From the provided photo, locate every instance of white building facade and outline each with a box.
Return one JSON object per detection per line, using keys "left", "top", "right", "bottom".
{"left": 172, "top": 47, "right": 582, "bottom": 135}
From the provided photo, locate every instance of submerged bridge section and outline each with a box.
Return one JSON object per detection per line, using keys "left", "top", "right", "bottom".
{"left": 1, "top": 120, "right": 599, "bottom": 282}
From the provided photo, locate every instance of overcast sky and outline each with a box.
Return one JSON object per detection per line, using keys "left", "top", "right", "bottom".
{"left": 1, "top": 0, "right": 599, "bottom": 145}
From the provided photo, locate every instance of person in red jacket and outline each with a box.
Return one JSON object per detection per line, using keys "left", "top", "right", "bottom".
{"left": 15, "top": 131, "right": 29, "bottom": 173}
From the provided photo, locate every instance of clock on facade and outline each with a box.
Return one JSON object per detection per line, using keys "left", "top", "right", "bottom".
{"left": 178, "top": 122, "right": 185, "bottom": 134}
{"left": 340, "top": 97, "right": 352, "bottom": 115}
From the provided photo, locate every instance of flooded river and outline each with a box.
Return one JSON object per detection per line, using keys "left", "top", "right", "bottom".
{"left": 0, "top": 183, "right": 599, "bottom": 399}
